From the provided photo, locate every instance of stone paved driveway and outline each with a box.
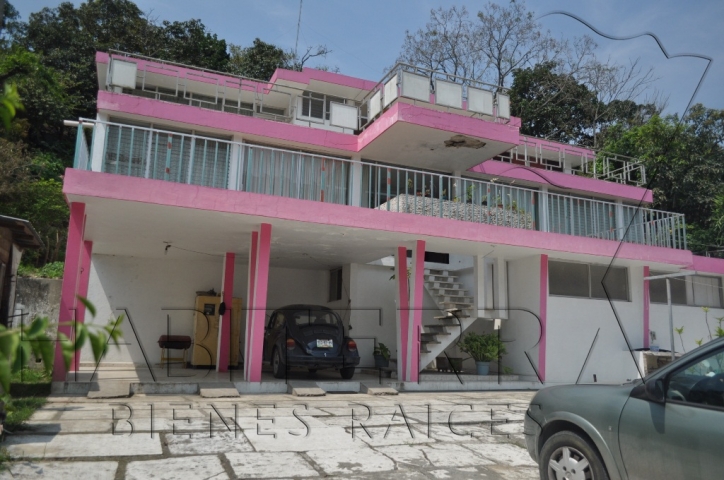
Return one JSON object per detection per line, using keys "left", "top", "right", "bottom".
{"left": 1, "top": 391, "right": 539, "bottom": 479}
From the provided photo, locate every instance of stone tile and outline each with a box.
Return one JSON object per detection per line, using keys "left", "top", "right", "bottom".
{"left": 225, "top": 452, "right": 318, "bottom": 478}
{"left": 164, "top": 431, "right": 253, "bottom": 455}
{"left": 418, "top": 443, "right": 494, "bottom": 468}
{"left": 373, "top": 445, "right": 431, "bottom": 467}
{"left": 244, "top": 425, "right": 362, "bottom": 452}
{"left": 463, "top": 442, "right": 537, "bottom": 467}
{"left": 125, "top": 455, "right": 228, "bottom": 480}
{"left": 307, "top": 447, "right": 395, "bottom": 475}
{"left": 411, "top": 423, "right": 494, "bottom": 443}
{"left": 19, "top": 420, "right": 113, "bottom": 434}
{"left": 4, "top": 433, "right": 162, "bottom": 458}
{"left": 354, "top": 424, "right": 434, "bottom": 447}
{"left": 0, "top": 460, "right": 117, "bottom": 479}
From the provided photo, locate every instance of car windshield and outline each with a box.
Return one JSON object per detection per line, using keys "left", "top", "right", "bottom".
{"left": 288, "top": 310, "right": 341, "bottom": 327}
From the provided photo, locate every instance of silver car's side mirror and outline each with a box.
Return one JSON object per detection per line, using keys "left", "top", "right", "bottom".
{"left": 644, "top": 378, "right": 666, "bottom": 403}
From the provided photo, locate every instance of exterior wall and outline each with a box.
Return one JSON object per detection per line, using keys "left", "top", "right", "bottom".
{"left": 649, "top": 304, "right": 724, "bottom": 354}
{"left": 81, "top": 254, "right": 327, "bottom": 366}
{"left": 545, "top": 266, "right": 645, "bottom": 384}
{"left": 14, "top": 277, "right": 63, "bottom": 325}
{"left": 505, "top": 255, "right": 543, "bottom": 379}
{"left": 346, "top": 263, "right": 399, "bottom": 368}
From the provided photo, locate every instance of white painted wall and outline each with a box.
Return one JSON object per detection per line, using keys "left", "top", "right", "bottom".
{"left": 81, "top": 254, "right": 327, "bottom": 366}
{"left": 649, "top": 304, "right": 724, "bottom": 354}
{"left": 546, "top": 266, "right": 645, "bottom": 385}
{"left": 345, "top": 263, "right": 399, "bottom": 367}
{"left": 504, "top": 255, "right": 543, "bottom": 379}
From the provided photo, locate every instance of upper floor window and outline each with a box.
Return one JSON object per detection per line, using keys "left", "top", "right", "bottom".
{"left": 301, "top": 91, "right": 345, "bottom": 121}
{"left": 549, "top": 260, "right": 629, "bottom": 301}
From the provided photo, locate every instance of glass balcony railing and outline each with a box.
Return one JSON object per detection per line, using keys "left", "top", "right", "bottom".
{"left": 73, "top": 120, "right": 687, "bottom": 250}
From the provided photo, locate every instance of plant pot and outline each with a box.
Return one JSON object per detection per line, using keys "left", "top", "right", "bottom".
{"left": 475, "top": 361, "right": 491, "bottom": 375}
{"left": 374, "top": 354, "right": 389, "bottom": 368}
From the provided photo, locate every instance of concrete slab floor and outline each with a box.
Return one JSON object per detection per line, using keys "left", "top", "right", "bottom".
{"left": 3, "top": 391, "right": 539, "bottom": 479}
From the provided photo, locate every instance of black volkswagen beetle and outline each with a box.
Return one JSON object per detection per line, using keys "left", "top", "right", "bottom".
{"left": 264, "top": 305, "right": 360, "bottom": 379}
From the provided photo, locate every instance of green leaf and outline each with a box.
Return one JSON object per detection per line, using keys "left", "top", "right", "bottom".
{"left": 77, "top": 296, "right": 97, "bottom": 318}
{"left": 0, "top": 332, "right": 20, "bottom": 362}
{"left": 58, "top": 333, "right": 74, "bottom": 371}
{"left": 0, "top": 358, "right": 10, "bottom": 394}
{"left": 13, "top": 341, "right": 31, "bottom": 374}
{"left": 89, "top": 332, "right": 108, "bottom": 362}
{"left": 74, "top": 322, "right": 88, "bottom": 350}
{"left": 37, "top": 335, "right": 54, "bottom": 373}
{"left": 26, "top": 317, "right": 49, "bottom": 337}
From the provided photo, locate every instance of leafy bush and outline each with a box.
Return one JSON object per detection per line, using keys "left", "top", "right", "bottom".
{"left": 459, "top": 332, "right": 507, "bottom": 362}
{"left": 17, "top": 261, "right": 64, "bottom": 278}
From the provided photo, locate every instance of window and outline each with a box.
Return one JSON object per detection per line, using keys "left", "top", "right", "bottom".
{"left": 666, "top": 347, "right": 724, "bottom": 408}
{"left": 329, "top": 268, "right": 343, "bottom": 302}
{"left": 301, "top": 92, "right": 344, "bottom": 121}
{"left": 649, "top": 272, "right": 687, "bottom": 305}
{"left": 692, "top": 275, "right": 723, "bottom": 308}
{"left": 549, "top": 260, "right": 629, "bottom": 301}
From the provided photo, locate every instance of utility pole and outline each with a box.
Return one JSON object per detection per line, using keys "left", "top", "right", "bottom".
{"left": 295, "top": 0, "right": 303, "bottom": 60}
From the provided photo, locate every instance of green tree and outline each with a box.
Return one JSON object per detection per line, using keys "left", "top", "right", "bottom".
{"left": 227, "top": 38, "right": 293, "bottom": 81}
{"left": 509, "top": 62, "right": 597, "bottom": 144}
{"left": 19, "top": 0, "right": 159, "bottom": 118}
{"left": 604, "top": 106, "right": 724, "bottom": 252}
{"left": 154, "top": 19, "right": 229, "bottom": 72}
{"left": 0, "top": 48, "right": 79, "bottom": 155}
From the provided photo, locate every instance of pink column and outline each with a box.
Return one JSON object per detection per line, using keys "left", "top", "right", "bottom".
{"left": 244, "top": 232, "right": 258, "bottom": 381}
{"left": 395, "top": 241, "right": 425, "bottom": 383}
{"left": 216, "top": 252, "right": 235, "bottom": 372}
{"left": 394, "top": 247, "right": 409, "bottom": 381}
{"left": 407, "top": 240, "right": 425, "bottom": 382}
{"left": 72, "top": 240, "right": 93, "bottom": 372}
{"left": 245, "top": 224, "right": 272, "bottom": 382}
{"left": 643, "top": 266, "right": 650, "bottom": 348}
{"left": 52, "top": 203, "right": 86, "bottom": 381}
{"left": 538, "top": 254, "right": 548, "bottom": 383}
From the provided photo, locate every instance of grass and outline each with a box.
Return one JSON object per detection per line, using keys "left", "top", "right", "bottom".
{"left": 3, "top": 396, "right": 47, "bottom": 431}
{"left": 17, "top": 261, "right": 64, "bottom": 279}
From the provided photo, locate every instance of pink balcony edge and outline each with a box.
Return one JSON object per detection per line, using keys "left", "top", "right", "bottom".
{"left": 469, "top": 160, "right": 653, "bottom": 203}
{"left": 64, "top": 169, "right": 694, "bottom": 268}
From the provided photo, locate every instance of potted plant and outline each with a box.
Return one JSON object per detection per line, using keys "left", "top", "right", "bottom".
{"left": 373, "top": 343, "right": 391, "bottom": 368}
{"left": 459, "top": 332, "right": 507, "bottom": 375}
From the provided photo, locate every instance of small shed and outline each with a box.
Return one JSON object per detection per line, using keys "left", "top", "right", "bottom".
{"left": 0, "top": 215, "right": 43, "bottom": 327}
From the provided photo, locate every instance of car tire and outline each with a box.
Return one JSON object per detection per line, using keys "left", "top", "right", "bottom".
{"left": 539, "top": 431, "right": 609, "bottom": 480}
{"left": 340, "top": 367, "right": 355, "bottom": 379}
{"left": 272, "top": 348, "right": 286, "bottom": 379}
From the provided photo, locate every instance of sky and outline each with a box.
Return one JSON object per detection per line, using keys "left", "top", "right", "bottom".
{"left": 15, "top": 0, "right": 724, "bottom": 116}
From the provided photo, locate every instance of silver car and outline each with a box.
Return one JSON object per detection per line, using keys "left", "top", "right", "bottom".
{"left": 525, "top": 336, "right": 724, "bottom": 480}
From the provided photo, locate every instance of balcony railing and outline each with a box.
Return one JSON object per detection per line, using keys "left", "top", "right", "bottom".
{"left": 74, "top": 120, "right": 686, "bottom": 250}
{"left": 493, "top": 137, "right": 647, "bottom": 187}
{"left": 360, "top": 63, "right": 511, "bottom": 129}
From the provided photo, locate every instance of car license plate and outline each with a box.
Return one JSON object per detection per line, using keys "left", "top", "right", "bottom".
{"left": 316, "top": 339, "right": 333, "bottom": 348}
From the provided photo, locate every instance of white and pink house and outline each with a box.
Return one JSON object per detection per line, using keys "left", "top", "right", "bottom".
{"left": 54, "top": 51, "right": 724, "bottom": 389}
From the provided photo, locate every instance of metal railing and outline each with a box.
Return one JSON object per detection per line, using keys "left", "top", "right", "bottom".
{"left": 494, "top": 138, "right": 647, "bottom": 188}
{"left": 362, "top": 163, "right": 536, "bottom": 230}
{"left": 74, "top": 120, "right": 687, "bottom": 249}
{"left": 107, "top": 51, "right": 362, "bottom": 129}
{"left": 360, "top": 62, "right": 510, "bottom": 129}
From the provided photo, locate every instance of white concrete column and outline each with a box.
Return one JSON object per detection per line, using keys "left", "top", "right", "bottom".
{"left": 349, "top": 154, "right": 363, "bottom": 207}
{"left": 228, "top": 134, "right": 243, "bottom": 191}
{"left": 90, "top": 113, "right": 110, "bottom": 172}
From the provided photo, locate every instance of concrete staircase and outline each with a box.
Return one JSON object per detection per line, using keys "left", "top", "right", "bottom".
{"left": 419, "top": 268, "right": 480, "bottom": 369}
